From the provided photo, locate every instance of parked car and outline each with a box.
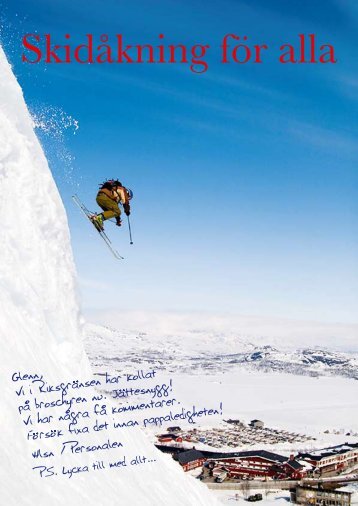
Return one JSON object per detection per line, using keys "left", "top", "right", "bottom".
{"left": 247, "top": 494, "right": 263, "bottom": 502}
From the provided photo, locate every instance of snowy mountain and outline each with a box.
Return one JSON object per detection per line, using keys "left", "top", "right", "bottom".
{"left": 85, "top": 323, "right": 358, "bottom": 380}
{"left": 0, "top": 46, "right": 220, "bottom": 506}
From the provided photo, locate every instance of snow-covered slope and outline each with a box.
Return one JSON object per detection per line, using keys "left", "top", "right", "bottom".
{"left": 0, "top": 46, "right": 219, "bottom": 506}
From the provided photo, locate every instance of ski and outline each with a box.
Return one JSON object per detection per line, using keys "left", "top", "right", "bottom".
{"left": 72, "top": 194, "right": 124, "bottom": 260}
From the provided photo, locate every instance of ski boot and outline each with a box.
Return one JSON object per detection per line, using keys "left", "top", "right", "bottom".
{"left": 91, "top": 213, "right": 104, "bottom": 231}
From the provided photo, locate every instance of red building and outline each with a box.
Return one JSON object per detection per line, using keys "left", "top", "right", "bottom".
{"left": 207, "top": 450, "right": 305, "bottom": 480}
{"left": 173, "top": 449, "right": 206, "bottom": 472}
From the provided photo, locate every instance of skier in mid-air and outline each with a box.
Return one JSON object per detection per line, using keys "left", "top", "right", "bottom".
{"left": 91, "top": 179, "right": 132, "bottom": 231}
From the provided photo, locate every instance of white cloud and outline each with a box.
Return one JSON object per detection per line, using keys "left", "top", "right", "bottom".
{"left": 287, "top": 119, "right": 358, "bottom": 156}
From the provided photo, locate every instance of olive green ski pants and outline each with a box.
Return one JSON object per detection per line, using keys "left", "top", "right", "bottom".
{"left": 96, "top": 193, "right": 121, "bottom": 220}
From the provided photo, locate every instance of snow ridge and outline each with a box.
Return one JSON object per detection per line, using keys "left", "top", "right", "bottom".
{"left": 85, "top": 324, "right": 358, "bottom": 380}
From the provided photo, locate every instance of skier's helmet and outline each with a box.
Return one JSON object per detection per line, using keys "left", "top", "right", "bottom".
{"left": 126, "top": 188, "right": 133, "bottom": 200}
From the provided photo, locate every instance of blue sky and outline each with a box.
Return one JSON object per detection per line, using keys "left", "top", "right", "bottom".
{"left": 1, "top": 0, "right": 357, "bottom": 324}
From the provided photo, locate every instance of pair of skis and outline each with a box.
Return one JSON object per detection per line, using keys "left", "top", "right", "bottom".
{"left": 72, "top": 194, "right": 124, "bottom": 260}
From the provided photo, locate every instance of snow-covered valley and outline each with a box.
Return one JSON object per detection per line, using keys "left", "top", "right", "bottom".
{"left": 85, "top": 322, "right": 358, "bottom": 380}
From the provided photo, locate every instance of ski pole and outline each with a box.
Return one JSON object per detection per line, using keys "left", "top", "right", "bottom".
{"left": 127, "top": 215, "right": 133, "bottom": 245}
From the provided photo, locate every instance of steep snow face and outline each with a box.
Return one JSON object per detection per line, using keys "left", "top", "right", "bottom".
{"left": 0, "top": 49, "right": 83, "bottom": 368}
{"left": 0, "top": 46, "right": 219, "bottom": 506}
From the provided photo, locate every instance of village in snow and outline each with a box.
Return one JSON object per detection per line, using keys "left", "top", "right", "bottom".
{"left": 84, "top": 320, "right": 358, "bottom": 505}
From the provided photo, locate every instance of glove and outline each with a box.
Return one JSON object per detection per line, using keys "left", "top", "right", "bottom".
{"left": 115, "top": 217, "right": 122, "bottom": 227}
{"left": 123, "top": 203, "right": 131, "bottom": 216}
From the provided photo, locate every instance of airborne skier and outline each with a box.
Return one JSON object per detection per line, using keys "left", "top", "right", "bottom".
{"left": 72, "top": 180, "right": 133, "bottom": 259}
{"left": 91, "top": 179, "right": 132, "bottom": 231}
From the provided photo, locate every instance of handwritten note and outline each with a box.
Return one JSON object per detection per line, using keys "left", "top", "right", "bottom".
{"left": 12, "top": 369, "right": 223, "bottom": 479}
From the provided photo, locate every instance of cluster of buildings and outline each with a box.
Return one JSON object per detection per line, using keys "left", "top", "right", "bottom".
{"left": 157, "top": 436, "right": 358, "bottom": 506}
{"left": 156, "top": 420, "right": 313, "bottom": 450}
{"left": 155, "top": 420, "right": 358, "bottom": 506}
{"left": 297, "top": 443, "right": 358, "bottom": 476}
{"left": 156, "top": 431, "right": 358, "bottom": 482}
{"left": 173, "top": 449, "right": 307, "bottom": 479}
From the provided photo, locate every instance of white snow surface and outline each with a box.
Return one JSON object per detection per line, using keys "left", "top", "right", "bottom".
{"left": 0, "top": 46, "right": 220, "bottom": 506}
